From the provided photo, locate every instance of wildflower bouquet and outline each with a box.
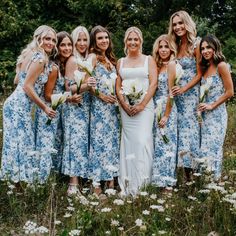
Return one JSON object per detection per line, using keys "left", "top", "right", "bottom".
{"left": 197, "top": 77, "right": 212, "bottom": 124}
{"left": 46, "top": 92, "right": 70, "bottom": 125}
{"left": 121, "top": 79, "right": 144, "bottom": 106}
{"left": 170, "top": 61, "right": 184, "bottom": 105}
{"left": 156, "top": 98, "right": 169, "bottom": 144}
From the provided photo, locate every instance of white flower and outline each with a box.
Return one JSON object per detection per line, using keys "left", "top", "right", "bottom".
{"left": 105, "top": 188, "right": 117, "bottom": 196}
{"left": 118, "top": 227, "right": 124, "bottom": 231}
{"left": 77, "top": 57, "right": 94, "bottom": 76}
{"left": 90, "top": 201, "right": 99, "bottom": 206}
{"left": 158, "top": 230, "right": 167, "bottom": 235}
{"left": 67, "top": 206, "right": 75, "bottom": 211}
{"left": 135, "top": 219, "right": 143, "bottom": 226}
{"left": 113, "top": 199, "right": 124, "bottom": 205}
{"left": 140, "top": 191, "right": 148, "bottom": 196}
{"left": 142, "top": 210, "right": 150, "bottom": 215}
{"left": 69, "top": 229, "right": 81, "bottom": 236}
{"left": 165, "top": 217, "right": 171, "bottom": 221}
{"left": 101, "top": 207, "right": 112, "bottom": 212}
{"left": 74, "top": 70, "right": 86, "bottom": 91}
{"left": 157, "top": 199, "right": 165, "bottom": 204}
{"left": 198, "top": 189, "right": 210, "bottom": 194}
{"left": 111, "top": 219, "right": 120, "bottom": 226}
{"left": 150, "top": 194, "right": 157, "bottom": 200}
{"left": 175, "top": 62, "right": 184, "bottom": 85}
{"left": 37, "top": 226, "right": 49, "bottom": 233}
{"left": 54, "top": 220, "right": 61, "bottom": 225}
{"left": 63, "top": 212, "right": 72, "bottom": 218}
{"left": 150, "top": 205, "right": 165, "bottom": 212}
{"left": 105, "top": 231, "right": 111, "bottom": 235}
{"left": 188, "top": 195, "right": 197, "bottom": 201}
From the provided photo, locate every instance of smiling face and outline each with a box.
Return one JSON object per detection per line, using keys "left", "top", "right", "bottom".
{"left": 201, "top": 41, "right": 214, "bottom": 61}
{"left": 158, "top": 40, "right": 171, "bottom": 62}
{"left": 76, "top": 32, "right": 88, "bottom": 55}
{"left": 58, "top": 36, "right": 73, "bottom": 59}
{"left": 41, "top": 31, "right": 56, "bottom": 54}
{"left": 95, "top": 31, "right": 109, "bottom": 52}
{"left": 172, "top": 15, "right": 187, "bottom": 37}
{"left": 126, "top": 31, "right": 141, "bottom": 53}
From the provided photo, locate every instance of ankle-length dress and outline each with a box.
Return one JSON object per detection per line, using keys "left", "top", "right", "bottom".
{"left": 118, "top": 56, "right": 154, "bottom": 196}
{"left": 0, "top": 52, "right": 50, "bottom": 183}
{"left": 89, "top": 61, "right": 120, "bottom": 185}
{"left": 175, "top": 57, "right": 200, "bottom": 168}
{"left": 34, "top": 63, "right": 65, "bottom": 183}
{"left": 152, "top": 71, "right": 178, "bottom": 187}
{"left": 199, "top": 72, "right": 227, "bottom": 180}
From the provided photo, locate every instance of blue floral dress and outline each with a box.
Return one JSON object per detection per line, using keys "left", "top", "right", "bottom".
{"left": 61, "top": 78, "right": 91, "bottom": 179}
{"left": 199, "top": 72, "right": 227, "bottom": 180}
{"left": 152, "top": 71, "right": 178, "bottom": 187}
{"left": 34, "top": 63, "right": 65, "bottom": 183}
{"left": 0, "top": 52, "right": 50, "bottom": 183}
{"left": 89, "top": 62, "right": 120, "bottom": 184}
{"left": 175, "top": 57, "right": 200, "bottom": 168}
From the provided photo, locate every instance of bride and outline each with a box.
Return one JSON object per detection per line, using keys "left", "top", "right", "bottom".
{"left": 116, "top": 26, "right": 157, "bottom": 196}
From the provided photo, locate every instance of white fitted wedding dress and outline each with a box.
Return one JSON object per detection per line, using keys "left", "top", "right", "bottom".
{"left": 118, "top": 56, "right": 154, "bottom": 196}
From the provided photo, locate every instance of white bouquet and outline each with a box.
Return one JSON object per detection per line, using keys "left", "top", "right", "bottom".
{"left": 74, "top": 70, "right": 86, "bottom": 93}
{"left": 121, "top": 79, "right": 144, "bottom": 106}
{"left": 102, "top": 72, "right": 117, "bottom": 95}
{"left": 170, "top": 61, "right": 184, "bottom": 105}
{"left": 155, "top": 98, "right": 169, "bottom": 144}
{"left": 46, "top": 92, "right": 70, "bottom": 125}
{"left": 197, "top": 77, "right": 213, "bottom": 123}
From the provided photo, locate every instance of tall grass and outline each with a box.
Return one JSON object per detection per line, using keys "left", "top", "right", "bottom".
{"left": 0, "top": 95, "right": 235, "bottom": 236}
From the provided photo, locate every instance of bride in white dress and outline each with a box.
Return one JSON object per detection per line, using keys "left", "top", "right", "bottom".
{"left": 116, "top": 27, "right": 157, "bottom": 196}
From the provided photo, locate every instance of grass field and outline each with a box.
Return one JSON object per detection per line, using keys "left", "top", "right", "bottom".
{"left": 0, "top": 94, "right": 235, "bottom": 236}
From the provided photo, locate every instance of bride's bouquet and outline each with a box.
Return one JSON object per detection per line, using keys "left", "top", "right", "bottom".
{"left": 121, "top": 79, "right": 144, "bottom": 106}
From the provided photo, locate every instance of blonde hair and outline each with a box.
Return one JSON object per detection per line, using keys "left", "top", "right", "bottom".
{"left": 17, "top": 25, "right": 57, "bottom": 66}
{"left": 168, "top": 10, "right": 196, "bottom": 57}
{"left": 71, "top": 26, "right": 90, "bottom": 59}
{"left": 124, "top": 26, "right": 143, "bottom": 55}
{"left": 152, "top": 34, "right": 175, "bottom": 69}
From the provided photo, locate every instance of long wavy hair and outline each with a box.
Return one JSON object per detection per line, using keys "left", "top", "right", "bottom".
{"left": 54, "top": 31, "right": 73, "bottom": 76}
{"left": 16, "top": 25, "right": 57, "bottom": 67}
{"left": 152, "top": 34, "right": 175, "bottom": 70}
{"left": 168, "top": 10, "right": 196, "bottom": 57}
{"left": 199, "top": 35, "right": 226, "bottom": 74}
{"left": 89, "top": 25, "right": 116, "bottom": 68}
{"left": 124, "top": 26, "right": 143, "bottom": 55}
{"left": 71, "top": 26, "right": 90, "bottom": 59}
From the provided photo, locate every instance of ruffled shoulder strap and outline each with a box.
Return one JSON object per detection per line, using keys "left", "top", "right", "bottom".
{"left": 25, "top": 51, "right": 45, "bottom": 72}
{"left": 193, "top": 36, "right": 201, "bottom": 49}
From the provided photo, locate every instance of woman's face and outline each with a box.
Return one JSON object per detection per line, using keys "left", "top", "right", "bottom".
{"left": 158, "top": 40, "right": 171, "bottom": 61}
{"left": 41, "top": 31, "right": 56, "bottom": 54}
{"left": 172, "top": 15, "right": 187, "bottom": 37}
{"left": 58, "top": 36, "right": 73, "bottom": 59}
{"left": 76, "top": 32, "right": 88, "bottom": 55}
{"left": 126, "top": 31, "right": 141, "bottom": 53}
{"left": 201, "top": 41, "right": 214, "bottom": 61}
{"left": 95, "top": 31, "right": 109, "bottom": 52}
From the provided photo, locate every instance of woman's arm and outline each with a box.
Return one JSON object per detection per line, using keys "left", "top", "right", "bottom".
{"left": 130, "top": 55, "right": 158, "bottom": 116}
{"left": 198, "top": 62, "right": 234, "bottom": 112}
{"left": 44, "top": 64, "right": 58, "bottom": 102}
{"left": 23, "top": 59, "right": 56, "bottom": 118}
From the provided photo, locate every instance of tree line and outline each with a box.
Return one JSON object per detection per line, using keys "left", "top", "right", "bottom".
{"left": 0, "top": 0, "right": 236, "bottom": 88}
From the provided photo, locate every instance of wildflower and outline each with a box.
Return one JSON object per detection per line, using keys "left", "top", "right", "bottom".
{"left": 165, "top": 217, "right": 171, "bottom": 221}
{"left": 69, "top": 229, "right": 81, "bottom": 236}
{"left": 63, "top": 212, "right": 72, "bottom": 218}
{"left": 67, "top": 206, "right": 75, "bottom": 211}
{"left": 140, "top": 191, "right": 148, "bottom": 196}
{"left": 150, "top": 205, "right": 165, "bottom": 212}
{"left": 193, "top": 172, "right": 202, "bottom": 177}
{"left": 90, "top": 201, "right": 99, "bottom": 206}
{"left": 157, "top": 199, "right": 165, "bottom": 204}
{"left": 142, "top": 210, "right": 150, "bottom": 215}
{"left": 150, "top": 194, "right": 157, "bottom": 200}
{"left": 135, "top": 219, "right": 143, "bottom": 226}
{"left": 105, "top": 188, "right": 116, "bottom": 196}
{"left": 101, "top": 207, "right": 112, "bottom": 213}
{"left": 198, "top": 189, "right": 210, "bottom": 194}
{"left": 188, "top": 195, "right": 197, "bottom": 201}
{"left": 37, "top": 226, "right": 49, "bottom": 233}
{"left": 105, "top": 231, "right": 111, "bottom": 235}
{"left": 111, "top": 219, "right": 120, "bottom": 226}
{"left": 158, "top": 230, "right": 167, "bottom": 235}
{"left": 79, "top": 195, "right": 89, "bottom": 205}
{"left": 54, "top": 220, "right": 61, "bottom": 225}
{"left": 207, "top": 231, "right": 219, "bottom": 236}
{"left": 118, "top": 227, "right": 124, "bottom": 231}
{"left": 113, "top": 199, "right": 124, "bottom": 205}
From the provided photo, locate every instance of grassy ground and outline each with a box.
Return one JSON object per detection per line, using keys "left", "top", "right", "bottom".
{"left": 0, "top": 94, "right": 236, "bottom": 236}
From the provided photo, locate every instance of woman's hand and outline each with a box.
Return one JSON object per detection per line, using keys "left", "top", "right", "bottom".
{"left": 198, "top": 103, "right": 213, "bottom": 112}
{"left": 99, "top": 94, "right": 117, "bottom": 104}
{"left": 159, "top": 116, "right": 168, "bottom": 128}
{"left": 85, "top": 76, "right": 96, "bottom": 89}
{"left": 129, "top": 103, "right": 145, "bottom": 116}
{"left": 70, "top": 94, "right": 83, "bottom": 104}
{"left": 44, "top": 107, "right": 56, "bottom": 118}
{"left": 171, "top": 86, "right": 184, "bottom": 96}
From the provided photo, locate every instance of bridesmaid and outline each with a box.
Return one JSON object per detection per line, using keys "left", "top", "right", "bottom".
{"left": 168, "top": 10, "right": 201, "bottom": 181}
{"left": 0, "top": 25, "right": 57, "bottom": 183}
{"left": 152, "top": 34, "right": 178, "bottom": 188}
{"left": 198, "top": 35, "right": 233, "bottom": 180}
{"left": 116, "top": 27, "right": 157, "bottom": 196}
{"left": 62, "top": 26, "right": 95, "bottom": 195}
{"left": 89, "top": 25, "right": 120, "bottom": 197}
{"left": 34, "top": 31, "right": 77, "bottom": 183}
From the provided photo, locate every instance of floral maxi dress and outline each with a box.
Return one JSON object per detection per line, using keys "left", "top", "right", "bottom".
{"left": 0, "top": 52, "right": 50, "bottom": 183}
